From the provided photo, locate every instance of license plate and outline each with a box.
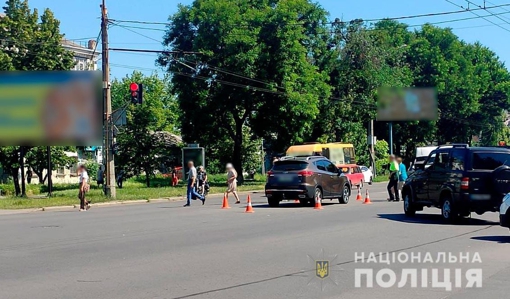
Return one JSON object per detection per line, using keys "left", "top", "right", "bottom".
{"left": 278, "top": 175, "right": 294, "bottom": 182}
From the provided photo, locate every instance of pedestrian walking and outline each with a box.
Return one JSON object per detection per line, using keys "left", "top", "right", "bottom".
{"left": 171, "top": 167, "right": 178, "bottom": 187}
{"left": 224, "top": 163, "right": 241, "bottom": 204}
{"left": 397, "top": 157, "right": 408, "bottom": 200}
{"left": 197, "top": 166, "right": 208, "bottom": 196}
{"left": 78, "top": 164, "right": 91, "bottom": 211}
{"left": 184, "top": 161, "right": 205, "bottom": 207}
{"left": 387, "top": 155, "right": 400, "bottom": 202}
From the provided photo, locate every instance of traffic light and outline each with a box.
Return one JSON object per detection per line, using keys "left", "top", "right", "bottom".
{"left": 129, "top": 82, "right": 143, "bottom": 104}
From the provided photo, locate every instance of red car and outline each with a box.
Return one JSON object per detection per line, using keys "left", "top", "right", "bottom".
{"left": 338, "top": 164, "right": 364, "bottom": 189}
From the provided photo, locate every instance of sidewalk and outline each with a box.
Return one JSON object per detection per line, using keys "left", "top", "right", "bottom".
{"left": 0, "top": 190, "right": 263, "bottom": 215}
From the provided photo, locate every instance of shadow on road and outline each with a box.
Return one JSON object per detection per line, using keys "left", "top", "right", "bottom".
{"left": 470, "top": 235, "right": 510, "bottom": 243}
{"left": 253, "top": 201, "right": 339, "bottom": 209}
{"left": 378, "top": 213, "right": 499, "bottom": 226}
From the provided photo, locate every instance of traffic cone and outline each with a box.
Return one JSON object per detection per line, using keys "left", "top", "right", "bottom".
{"left": 363, "top": 189, "right": 372, "bottom": 205}
{"left": 221, "top": 195, "right": 231, "bottom": 209}
{"left": 245, "top": 195, "right": 254, "bottom": 213}
{"left": 356, "top": 187, "right": 362, "bottom": 201}
{"left": 314, "top": 195, "right": 323, "bottom": 210}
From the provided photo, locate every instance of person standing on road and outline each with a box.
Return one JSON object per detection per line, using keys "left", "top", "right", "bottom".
{"left": 397, "top": 157, "right": 408, "bottom": 200}
{"left": 184, "top": 161, "right": 205, "bottom": 207}
{"left": 225, "top": 163, "right": 241, "bottom": 204}
{"left": 78, "top": 164, "right": 91, "bottom": 211}
{"left": 387, "top": 155, "right": 400, "bottom": 202}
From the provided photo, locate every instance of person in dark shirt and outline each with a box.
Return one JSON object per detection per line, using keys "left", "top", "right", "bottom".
{"left": 197, "top": 166, "right": 208, "bottom": 196}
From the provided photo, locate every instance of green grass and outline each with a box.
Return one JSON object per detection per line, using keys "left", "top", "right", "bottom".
{"left": 0, "top": 175, "right": 266, "bottom": 210}
{"left": 373, "top": 176, "right": 389, "bottom": 183}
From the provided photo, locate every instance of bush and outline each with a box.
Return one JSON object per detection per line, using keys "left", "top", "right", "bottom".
{"left": 0, "top": 184, "right": 41, "bottom": 196}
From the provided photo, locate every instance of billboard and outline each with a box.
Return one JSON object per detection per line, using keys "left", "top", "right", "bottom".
{"left": 377, "top": 87, "right": 438, "bottom": 121}
{"left": 182, "top": 147, "right": 205, "bottom": 181}
{"left": 0, "top": 71, "right": 102, "bottom": 145}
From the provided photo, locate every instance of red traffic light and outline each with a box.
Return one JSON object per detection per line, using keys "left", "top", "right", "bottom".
{"left": 129, "top": 82, "right": 139, "bottom": 92}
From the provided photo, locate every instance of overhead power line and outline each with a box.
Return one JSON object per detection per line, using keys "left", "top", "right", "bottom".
{"left": 109, "top": 3, "right": 510, "bottom": 27}
{"left": 446, "top": 0, "right": 510, "bottom": 33}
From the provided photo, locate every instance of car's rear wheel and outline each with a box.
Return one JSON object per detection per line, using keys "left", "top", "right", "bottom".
{"left": 403, "top": 193, "right": 416, "bottom": 217}
{"left": 339, "top": 184, "right": 350, "bottom": 204}
{"left": 441, "top": 197, "right": 458, "bottom": 222}
{"left": 267, "top": 198, "right": 280, "bottom": 207}
{"left": 369, "top": 177, "right": 373, "bottom": 185}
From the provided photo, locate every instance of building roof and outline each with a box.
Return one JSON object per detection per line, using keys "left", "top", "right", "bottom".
{"left": 61, "top": 38, "right": 99, "bottom": 60}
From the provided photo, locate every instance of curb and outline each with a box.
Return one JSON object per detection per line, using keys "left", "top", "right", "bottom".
{"left": 0, "top": 190, "right": 262, "bottom": 215}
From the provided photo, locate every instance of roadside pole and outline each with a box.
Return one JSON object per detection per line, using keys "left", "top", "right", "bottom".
{"left": 369, "top": 120, "right": 376, "bottom": 177}
{"left": 389, "top": 121, "right": 393, "bottom": 155}
{"left": 101, "top": 0, "right": 116, "bottom": 198}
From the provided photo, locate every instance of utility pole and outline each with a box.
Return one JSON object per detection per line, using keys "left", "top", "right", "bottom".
{"left": 389, "top": 122, "right": 394, "bottom": 156}
{"left": 369, "top": 120, "right": 376, "bottom": 177}
{"left": 47, "top": 146, "right": 52, "bottom": 197}
{"left": 101, "top": 0, "right": 116, "bottom": 198}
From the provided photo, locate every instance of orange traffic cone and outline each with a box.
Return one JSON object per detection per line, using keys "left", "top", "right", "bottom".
{"left": 222, "top": 195, "right": 231, "bottom": 209}
{"left": 363, "top": 189, "right": 372, "bottom": 205}
{"left": 245, "top": 195, "right": 254, "bottom": 213}
{"left": 356, "top": 187, "right": 362, "bottom": 201}
{"left": 314, "top": 195, "right": 323, "bottom": 210}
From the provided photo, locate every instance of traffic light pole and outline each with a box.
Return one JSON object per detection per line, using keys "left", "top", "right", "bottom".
{"left": 101, "top": 0, "right": 116, "bottom": 198}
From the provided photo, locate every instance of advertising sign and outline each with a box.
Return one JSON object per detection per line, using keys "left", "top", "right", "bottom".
{"left": 0, "top": 71, "right": 102, "bottom": 145}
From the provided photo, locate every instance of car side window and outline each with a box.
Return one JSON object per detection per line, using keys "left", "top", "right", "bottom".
{"left": 425, "top": 152, "right": 437, "bottom": 169}
{"left": 450, "top": 150, "right": 465, "bottom": 171}
{"left": 315, "top": 161, "right": 327, "bottom": 171}
{"left": 433, "top": 151, "right": 450, "bottom": 171}
{"left": 325, "top": 161, "right": 338, "bottom": 173}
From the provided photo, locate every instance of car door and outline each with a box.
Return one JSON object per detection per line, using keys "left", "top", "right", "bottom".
{"left": 324, "top": 161, "right": 342, "bottom": 197}
{"left": 427, "top": 149, "right": 451, "bottom": 205}
{"left": 314, "top": 160, "right": 331, "bottom": 197}
{"left": 413, "top": 151, "right": 436, "bottom": 203}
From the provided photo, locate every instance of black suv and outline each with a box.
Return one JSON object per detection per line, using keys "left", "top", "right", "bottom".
{"left": 402, "top": 144, "right": 510, "bottom": 222}
{"left": 265, "top": 156, "right": 351, "bottom": 207}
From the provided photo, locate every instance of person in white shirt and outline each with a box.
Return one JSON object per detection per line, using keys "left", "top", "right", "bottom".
{"left": 78, "top": 164, "right": 90, "bottom": 211}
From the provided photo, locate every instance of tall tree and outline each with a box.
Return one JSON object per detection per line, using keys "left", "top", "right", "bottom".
{"left": 24, "top": 147, "right": 74, "bottom": 185}
{"left": 158, "top": 0, "right": 331, "bottom": 181}
{"left": 112, "top": 72, "right": 179, "bottom": 187}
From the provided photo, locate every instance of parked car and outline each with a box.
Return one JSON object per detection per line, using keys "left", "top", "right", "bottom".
{"left": 402, "top": 144, "right": 510, "bottom": 222}
{"left": 500, "top": 193, "right": 510, "bottom": 230}
{"left": 360, "top": 166, "right": 373, "bottom": 185}
{"left": 338, "top": 164, "right": 364, "bottom": 189}
{"left": 265, "top": 156, "right": 351, "bottom": 207}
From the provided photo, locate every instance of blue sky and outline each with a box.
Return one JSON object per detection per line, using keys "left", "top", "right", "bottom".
{"left": 25, "top": 0, "right": 510, "bottom": 79}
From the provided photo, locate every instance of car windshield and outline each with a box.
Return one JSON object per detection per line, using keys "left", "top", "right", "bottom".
{"left": 472, "top": 152, "right": 510, "bottom": 170}
{"left": 272, "top": 161, "right": 308, "bottom": 171}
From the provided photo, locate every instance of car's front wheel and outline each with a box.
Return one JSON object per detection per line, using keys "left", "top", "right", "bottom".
{"left": 403, "top": 193, "right": 416, "bottom": 217}
{"left": 369, "top": 177, "right": 373, "bottom": 185}
{"left": 339, "top": 184, "right": 350, "bottom": 204}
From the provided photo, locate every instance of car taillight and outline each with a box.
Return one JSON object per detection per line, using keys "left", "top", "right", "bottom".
{"left": 461, "top": 177, "right": 469, "bottom": 190}
{"left": 267, "top": 171, "right": 274, "bottom": 177}
{"left": 298, "top": 170, "right": 314, "bottom": 177}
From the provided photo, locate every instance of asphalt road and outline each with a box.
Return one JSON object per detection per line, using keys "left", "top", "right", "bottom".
{"left": 1, "top": 182, "right": 509, "bottom": 299}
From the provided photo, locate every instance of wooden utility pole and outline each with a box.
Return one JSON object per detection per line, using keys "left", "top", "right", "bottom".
{"left": 101, "top": 0, "right": 116, "bottom": 198}
{"left": 369, "top": 120, "right": 376, "bottom": 177}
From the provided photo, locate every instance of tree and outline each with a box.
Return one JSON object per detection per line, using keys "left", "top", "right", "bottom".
{"left": 158, "top": 0, "right": 331, "bottom": 182}
{"left": 112, "top": 72, "right": 179, "bottom": 187}
{"left": 24, "top": 147, "right": 75, "bottom": 185}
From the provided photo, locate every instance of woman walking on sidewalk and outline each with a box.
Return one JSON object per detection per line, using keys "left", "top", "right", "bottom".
{"left": 78, "top": 165, "right": 91, "bottom": 211}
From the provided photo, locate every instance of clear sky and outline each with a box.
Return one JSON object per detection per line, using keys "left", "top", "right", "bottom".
{"left": 25, "top": 0, "right": 510, "bottom": 79}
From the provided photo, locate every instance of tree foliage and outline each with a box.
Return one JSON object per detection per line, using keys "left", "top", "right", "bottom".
{"left": 111, "top": 72, "right": 180, "bottom": 187}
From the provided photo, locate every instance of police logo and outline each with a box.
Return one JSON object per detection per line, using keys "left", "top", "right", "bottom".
{"left": 315, "top": 260, "right": 329, "bottom": 279}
